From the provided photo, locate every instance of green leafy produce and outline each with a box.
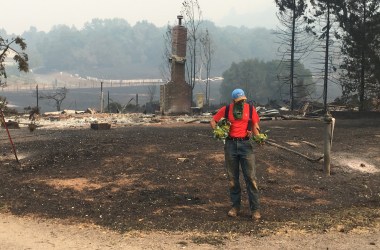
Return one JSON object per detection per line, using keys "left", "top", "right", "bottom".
{"left": 252, "top": 130, "right": 269, "bottom": 144}
{"left": 213, "top": 118, "right": 231, "bottom": 142}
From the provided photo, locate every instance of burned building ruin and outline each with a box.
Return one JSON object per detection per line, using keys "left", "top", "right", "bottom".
{"left": 160, "top": 15, "right": 192, "bottom": 115}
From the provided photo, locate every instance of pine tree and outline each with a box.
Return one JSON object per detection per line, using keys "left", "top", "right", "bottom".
{"left": 275, "top": 0, "right": 313, "bottom": 110}
{"left": 308, "top": 0, "right": 344, "bottom": 113}
{"left": 338, "top": 0, "right": 380, "bottom": 111}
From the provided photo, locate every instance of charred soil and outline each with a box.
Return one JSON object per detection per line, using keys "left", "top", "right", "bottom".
{"left": 0, "top": 115, "right": 379, "bottom": 247}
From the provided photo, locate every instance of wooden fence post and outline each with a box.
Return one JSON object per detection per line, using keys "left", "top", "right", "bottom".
{"left": 323, "top": 113, "right": 335, "bottom": 176}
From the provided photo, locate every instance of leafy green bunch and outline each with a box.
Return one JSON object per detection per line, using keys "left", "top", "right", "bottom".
{"left": 251, "top": 130, "right": 269, "bottom": 144}
{"left": 213, "top": 118, "right": 231, "bottom": 142}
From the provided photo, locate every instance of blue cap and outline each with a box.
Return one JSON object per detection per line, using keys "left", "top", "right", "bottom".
{"left": 231, "top": 88, "right": 247, "bottom": 102}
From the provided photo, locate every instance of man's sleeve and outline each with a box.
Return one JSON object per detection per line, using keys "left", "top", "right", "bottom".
{"left": 212, "top": 106, "right": 226, "bottom": 122}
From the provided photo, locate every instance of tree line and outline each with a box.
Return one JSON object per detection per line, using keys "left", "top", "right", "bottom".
{"left": 274, "top": 0, "right": 380, "bottom": 111}
{"left": 1, "top": 0, "right": 379, "bottom": 112}
{"left": 0, "top": 19, "right": 278, "bottom": 80}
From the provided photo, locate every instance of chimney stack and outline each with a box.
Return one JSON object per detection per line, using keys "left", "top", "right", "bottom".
{"left": 177, "top": 15, "right": 183, "bottom": 26}
{"left": 160, "top": 15, "right": 191, "bottom": 115}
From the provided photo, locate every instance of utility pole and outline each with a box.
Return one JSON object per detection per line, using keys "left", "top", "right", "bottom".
{"left": 107, "top": 91, "right": 110, "bottom": 113}
{"left": 36, "top": 84, "right": 39, "bottom": 111}
{"left": 100, "top": 81, "right": 104, "bottom": 113}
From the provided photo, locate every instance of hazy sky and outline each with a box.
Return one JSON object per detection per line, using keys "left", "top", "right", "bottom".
{"left": 1, "top": 0, "right": 279, "bottom": 34}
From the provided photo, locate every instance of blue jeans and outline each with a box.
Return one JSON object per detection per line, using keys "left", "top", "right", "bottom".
{"left": 224, "top": 139, "right": 260, "bottom": 212}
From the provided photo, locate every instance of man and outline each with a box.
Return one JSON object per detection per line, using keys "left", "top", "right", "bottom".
{"left": 210, "top": 88, "right": 261, "bottom": 221}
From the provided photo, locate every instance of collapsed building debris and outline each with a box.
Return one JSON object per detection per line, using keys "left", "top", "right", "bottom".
{"left": 90, "top": 123, "right": 111, "bottom": 130}
{"left": 0, "top": 120, "right": 20, "bottom": 129}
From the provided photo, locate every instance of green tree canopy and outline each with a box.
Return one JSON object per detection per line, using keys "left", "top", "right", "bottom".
{"left": 338, "top": 0, "right": 380, "bottom": 110}
{"left": 0, "top": 36, "right": 29, "bottom": 86}
{"left": 220, "top": 59, "right": 314, "bottom": 105}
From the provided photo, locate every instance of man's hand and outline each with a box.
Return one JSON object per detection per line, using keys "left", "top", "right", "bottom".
{"left": 212, "top": 118, "right": 231, "bottom": 141}
{"left": 247, "top": 130, "right": 253, "bottom": 138}
{"left": 210, "top": 119, "right": 217, "bottom": 130}
{"left": 252, "top": 133, "right": 268, "bottom": 145}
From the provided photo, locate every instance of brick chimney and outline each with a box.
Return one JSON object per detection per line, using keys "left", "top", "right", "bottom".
{"left": 160, "top": 15, "right": 192, "bottom": 115}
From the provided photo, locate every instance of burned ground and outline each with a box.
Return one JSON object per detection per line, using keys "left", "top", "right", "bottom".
{"left": 0, "top": 116, "right": 379, "bottom": 237}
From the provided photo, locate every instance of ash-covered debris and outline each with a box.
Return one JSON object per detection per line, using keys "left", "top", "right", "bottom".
{"left": 1, "top": 111, "right": 214, "bottom": 130}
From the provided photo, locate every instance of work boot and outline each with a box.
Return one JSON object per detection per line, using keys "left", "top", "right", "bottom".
{"left": 252, "top": 210, "right": 261, "bottom": 221}
{"left": 227, "top": 207, "right": 240, "bottom": 217}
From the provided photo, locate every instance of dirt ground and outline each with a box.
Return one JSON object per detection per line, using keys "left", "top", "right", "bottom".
{"left": 0, "top": 113, "right": 379, "bottom": 249}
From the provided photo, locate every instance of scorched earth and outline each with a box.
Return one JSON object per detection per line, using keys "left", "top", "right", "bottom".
{"left": 0, "top": 112, "right": 379, "bottom": 249}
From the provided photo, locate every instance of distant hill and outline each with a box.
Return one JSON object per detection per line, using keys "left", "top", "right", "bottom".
{"left": 2, "top": 18, "right": 342, "bottom": 104}
{"left": 10, "top": 19, "right": 279, "bottom": 80}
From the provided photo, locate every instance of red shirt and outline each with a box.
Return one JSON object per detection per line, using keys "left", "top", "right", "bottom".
{"left": 213, "top": 103, "right": 260, "bottom": 138}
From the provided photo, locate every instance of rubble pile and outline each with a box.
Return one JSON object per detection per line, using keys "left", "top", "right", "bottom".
{"left": 2, "top": 111, "right": 214, "bottom": 130}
